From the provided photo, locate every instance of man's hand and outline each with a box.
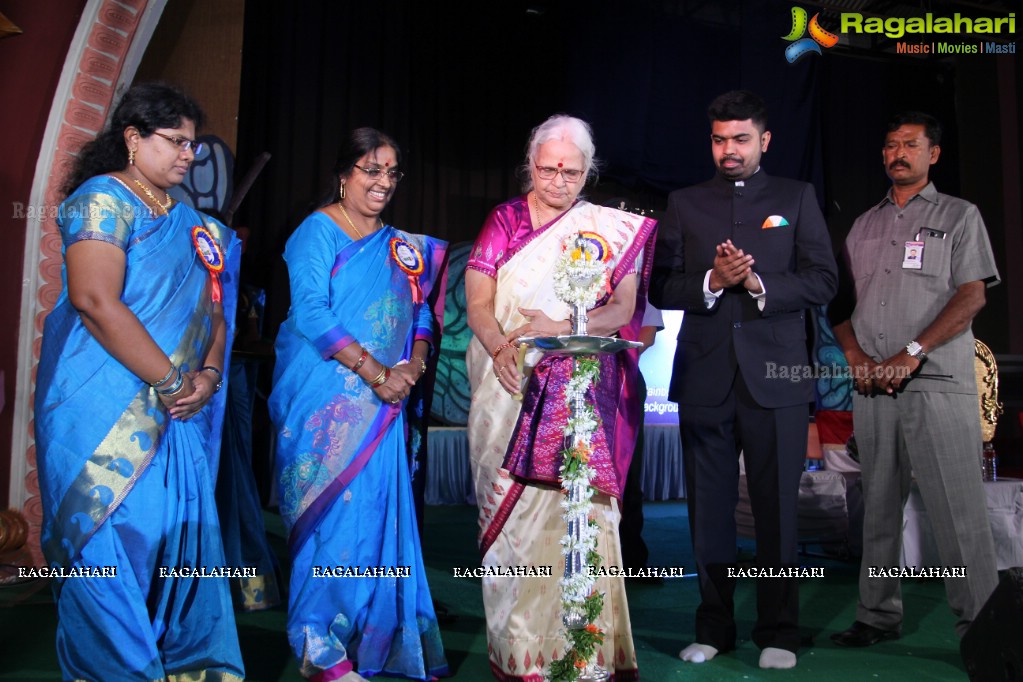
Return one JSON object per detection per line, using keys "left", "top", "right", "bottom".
{"left": 873, "top": 351, "right": 921, "bottom": 394}
{"left": 719, "top": 240, "right": 762, "bottom": 293}
{"left": 845, "top": 347, "right": 883, "bottom": 396}
{"left": 742, "top": 270, "right": 763, "bottom": 294}
{"left": 709, "top": 240, "right": 754, "bottom": 292}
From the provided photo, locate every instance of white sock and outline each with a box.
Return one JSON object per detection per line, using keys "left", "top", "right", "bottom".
{"left": 679, "top": 643, "right": 719, "bottom": 663}
{"left": 759, "top": 647, "right": 797, "bottom": 669}
{"left": 339, "top": 671, "right": 369, "bottom": 682}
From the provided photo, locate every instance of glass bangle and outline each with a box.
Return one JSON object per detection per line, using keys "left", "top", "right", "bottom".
{"left": 155, "top": 366, "right": 184, "bottom": 395}
{"left": 150, "top": 363, "right": 176, "bottom": 388}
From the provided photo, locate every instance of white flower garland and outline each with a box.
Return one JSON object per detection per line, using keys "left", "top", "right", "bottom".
{"left": 552, "top": 237, "right": 608, "bottom": 313}
{"left": 546, "top": 233, "right": 614, "bottom": 681}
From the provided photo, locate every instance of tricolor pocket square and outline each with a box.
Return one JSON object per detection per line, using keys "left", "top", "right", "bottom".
{"left": 762, "top": 215, "right": 790, "bottom": 229}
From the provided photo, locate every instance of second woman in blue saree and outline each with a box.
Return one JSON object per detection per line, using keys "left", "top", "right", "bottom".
{"left": 269, "top": 128, "right": 449, "bottom": 682}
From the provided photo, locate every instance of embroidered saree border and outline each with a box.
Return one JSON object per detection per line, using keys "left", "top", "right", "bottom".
{"left": 44, "top": 281, "right": 215, "bottom": 571}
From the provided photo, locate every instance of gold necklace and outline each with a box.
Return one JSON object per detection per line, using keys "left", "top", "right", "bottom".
{"left": 337, "top": 201, "right": 363, "bottom": 239}
{"left": 532, "top": 192, "right": 556, "bottom": 228}
{"left": 132, "top": 178, "right": 171, "bottom": 215}
{"left": 337, "top": 201, "right": 381, "bottom": 239}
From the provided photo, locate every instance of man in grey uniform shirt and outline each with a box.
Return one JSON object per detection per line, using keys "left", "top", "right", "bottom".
{"left": 829, "top": 111, "right": 999, "bottom": 647}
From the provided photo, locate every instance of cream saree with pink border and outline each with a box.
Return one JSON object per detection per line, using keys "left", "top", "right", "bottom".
{"left": 467, "top": 198, "right": 655, "bottom": 681}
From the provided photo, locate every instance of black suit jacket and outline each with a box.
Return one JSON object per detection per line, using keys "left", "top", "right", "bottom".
{"left": 650, "top": 170, "right": 837, "bottom": 408}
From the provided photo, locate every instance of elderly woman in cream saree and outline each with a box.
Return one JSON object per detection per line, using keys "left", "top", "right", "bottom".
{"left": 465, "top": 115, "right": 656, "bottom": 681}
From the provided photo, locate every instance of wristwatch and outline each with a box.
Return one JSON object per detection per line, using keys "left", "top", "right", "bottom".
{"left": 200, "top": 366, "right": 224, "bottom": 392}
{"left": 905, "top": 341, "right": 927, "bottom": 362}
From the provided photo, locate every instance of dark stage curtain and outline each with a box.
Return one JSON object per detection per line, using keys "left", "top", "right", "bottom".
{"left": 818, "top": 52, "right": 960, "bottom": 243}
{"left": 231, "top": 0, "right": 1021, "bottom": 499}
{"left": 234, "top": 0, "right": 993, "bottom": 349}
{"left": 233, "top": 1, "right": 834, "bottom": 338}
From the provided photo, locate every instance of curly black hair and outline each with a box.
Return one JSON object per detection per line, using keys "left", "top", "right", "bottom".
{"left": 60, "top": 82, "right": 205, "bottom": 197}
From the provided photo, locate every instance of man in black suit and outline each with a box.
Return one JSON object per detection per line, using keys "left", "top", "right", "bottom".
{"left": 650, "top": 90, "right": 837, "bottom": 669}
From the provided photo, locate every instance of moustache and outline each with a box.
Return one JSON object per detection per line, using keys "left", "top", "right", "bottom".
{"left": 719, "top": 156, "right": 743, "bottom": 165}
{"left": 889, "top": 159, "right": 911, "bottom": 169}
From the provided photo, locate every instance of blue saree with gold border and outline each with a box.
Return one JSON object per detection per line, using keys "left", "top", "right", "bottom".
{"left": 35, "top": 175, "right": 244, "bottom": 681}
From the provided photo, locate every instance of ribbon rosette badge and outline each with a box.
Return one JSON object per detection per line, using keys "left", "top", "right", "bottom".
{"left": 191, "top": 225, "right": 224, "bottom": 302}
{"left": 390, "top": 237, "right": 425, "bottom": 303}
{"left": 554, "top": 232, "right": 613, "bottom": 310}
{"left": 575, "top": 231, "right": 613, "bottom": 264}
{"left": 782, "top": 6, "right": 838, "bottom": 63}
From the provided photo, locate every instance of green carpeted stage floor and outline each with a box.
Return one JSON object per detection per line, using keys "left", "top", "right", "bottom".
{"left": 1, "top": 501, "right": 972, "bottom": 681}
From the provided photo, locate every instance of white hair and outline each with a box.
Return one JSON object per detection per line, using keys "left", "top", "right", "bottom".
{"left": 521, "top": 114, "right": 598, "bottom": 191}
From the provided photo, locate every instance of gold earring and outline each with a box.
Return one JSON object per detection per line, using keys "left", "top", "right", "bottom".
{"left": 128, "top": 148, "right": 135, "bottom": 165}
{"left": 339, "top": 182, "right": 346, "bottom": 200}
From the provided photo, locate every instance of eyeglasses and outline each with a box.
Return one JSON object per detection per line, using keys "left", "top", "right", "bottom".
{"left": 151, "top": 131, "right": 204, "bottom": 155}
{"left": 534, "top": 165, "right": 584, "bottom": 183}
{"left": 353, "top": 164, "right": 404, "bottom": 183}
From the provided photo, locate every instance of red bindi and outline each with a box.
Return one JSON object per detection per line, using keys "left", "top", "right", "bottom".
{"left": 557, "top": 162, "right": 563, "bottom": 167}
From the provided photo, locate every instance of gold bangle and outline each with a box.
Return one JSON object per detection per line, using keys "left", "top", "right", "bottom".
{"left": 367, "top": 366, "right": 390, "bottom": 387}
{"left": 414, "top": 356, "right": 427, "bottom": 377}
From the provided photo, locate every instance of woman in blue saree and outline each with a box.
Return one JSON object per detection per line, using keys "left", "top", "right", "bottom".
{"left": 269, "top": 128, "right": 449, "bottom": 682}
{"left": 35, "top": 83, "right": 244, "bottom": 680}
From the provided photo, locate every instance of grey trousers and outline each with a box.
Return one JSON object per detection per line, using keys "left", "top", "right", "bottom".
{"left": 853, "top": 390, "right": 998, "bottom": 636}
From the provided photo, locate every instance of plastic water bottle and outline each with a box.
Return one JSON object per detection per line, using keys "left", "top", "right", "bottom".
{"left": 981, "top": 442, "right": 998, "bottom": 482}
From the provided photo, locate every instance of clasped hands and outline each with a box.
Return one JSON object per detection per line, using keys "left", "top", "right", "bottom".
{"left": 709, "top": 239, "right": 762, "bottom": 295}
{"left": 160, "top": 370, "right": 218, "bottom": 420}
{"left": 847, "top": 348, "right": 921, "bottom": 396}
{"left": 373, "top": 361, "right": 423, "bottom": 405}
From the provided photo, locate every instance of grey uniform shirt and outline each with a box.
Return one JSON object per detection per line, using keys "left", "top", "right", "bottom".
{"left": 843, "top": 182, "right": 999, "bottom": 394}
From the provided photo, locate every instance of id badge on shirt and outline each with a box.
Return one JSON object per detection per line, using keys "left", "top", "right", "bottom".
{"left": 903, "top": 241, "right": 924, "bottom": 269}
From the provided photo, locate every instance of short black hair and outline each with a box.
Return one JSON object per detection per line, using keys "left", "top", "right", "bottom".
{"left": 887, "top": 111, "right": 942, "bottom": 146}
{"left": 708, "top": 90, "right": 768, "bottom": 131}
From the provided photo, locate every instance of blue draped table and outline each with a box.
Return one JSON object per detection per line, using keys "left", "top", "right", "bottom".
{"left": 425, "top": 424, "right": 685, "bottom": 505}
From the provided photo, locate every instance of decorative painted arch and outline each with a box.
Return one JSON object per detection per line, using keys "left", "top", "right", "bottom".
{"left": 12, "top": 0, "right": 167, "bottom": 564}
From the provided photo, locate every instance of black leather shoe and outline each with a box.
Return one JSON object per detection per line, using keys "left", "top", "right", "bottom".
{"left": 830, "top": 621, "right": 900, "bottom": 647}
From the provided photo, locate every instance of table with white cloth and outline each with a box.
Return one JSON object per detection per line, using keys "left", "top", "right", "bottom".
{"left": 736, "top": 469, "right": 863, "bottom": 553}
{"left": 901, "top": 478, "right": 1023, "bottom": 571}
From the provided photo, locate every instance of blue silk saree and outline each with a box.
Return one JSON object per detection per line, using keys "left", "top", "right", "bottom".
{"left": 34, "top": 176, "right": 244, "bottom": 681}
{"left": 269, "top": 212, "right": 449, "bottom": 681}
